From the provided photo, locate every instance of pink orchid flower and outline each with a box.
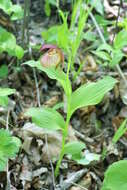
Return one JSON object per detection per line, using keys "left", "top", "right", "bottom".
{"left": 40, "top": 44, "right": 64, "bottom": 68}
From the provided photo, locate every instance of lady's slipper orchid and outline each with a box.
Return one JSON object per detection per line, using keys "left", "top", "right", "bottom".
{"left": 40, "top": 44, "right": 64, "bottom": 68}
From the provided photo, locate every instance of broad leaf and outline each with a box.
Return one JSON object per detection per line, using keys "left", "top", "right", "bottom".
{"left": 0, "top": 88, "right": 15, "bottom": 106}
{"left": 0, "top": 96, "right": 8, "bottom": 106}
{"left": 0, "top": 129, "right": 21, "bottom": 171}
{"left": 70, "top": 76, "right": 117, "bottom": 115}
{"left": 114, "top": 30, "right": 127, "bottom": 49}
{"left": 0, "top": 88, "right": 15, "bottom": 96}
{"left": 110, "top": 49, "right": 124, "bottom": 67}
{"left": 97, "top": 43, "right": 113, "bottom": 53}
{"left": 101, "top": 160, "right": 127, "bottom": 190}
{"left": 90, "top": 0, "right": 104, "bottom": 15}
{"left": 0, "top": 27, "right": 24, "bottom": 59}
{"left": 74, "top": 151, "right": 100, "bottom": 165}
{"left": 23, "top": 60, "right": 71, "bottom": 96}
{"left": 95, "top": 15, "right": 113, "bottom": 26}
{"left": 92, "top": 50, "right": 111, "bottom": 61}
{"left": 0, "top": 0, "right": 23, "bottom": 20}
{"left": 64, "top": 141, "right": 85, "bottom": 155}
{"left": 42, "top": 25, "right": 59, "bottom": 45}
{"left": 15, "top": 45, "right": 24, "bottom": 59}
{"left": 25, "top": 107, "right": 65, "bottom": 131}
{"left": 0, "top": 65, "right": 8, "bottom": 79}
{"left": 10, "top": 5, "right": 23, "bottom": 20}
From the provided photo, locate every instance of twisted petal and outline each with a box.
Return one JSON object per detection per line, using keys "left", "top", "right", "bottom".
{"left": 40, "top": 44, "right": 57, "bottom": 52}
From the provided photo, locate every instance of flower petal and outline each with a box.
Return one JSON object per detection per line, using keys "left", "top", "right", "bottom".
{"left": 40, "top": 44, "right": 57, "bottom": 52}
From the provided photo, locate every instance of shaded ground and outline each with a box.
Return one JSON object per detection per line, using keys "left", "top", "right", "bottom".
{"left": 0, "top": 0, "right": 127, "bottom": 189}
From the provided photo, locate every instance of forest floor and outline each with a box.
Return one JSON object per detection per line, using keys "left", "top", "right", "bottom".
{"left": 0, "top": 0, "right": 127, "bottom": 190}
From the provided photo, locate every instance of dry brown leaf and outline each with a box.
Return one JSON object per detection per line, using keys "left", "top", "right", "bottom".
{"left": 104, "top": 0, "right": 118, "bottom": 18}
{"left": 43, "top": 95, "right": 59, "bottom": 107}
{"left": 21, "top": 123, "right": 77, "bottom": 163}
{"left": 42, "top": 125, "right": 77, "bottom": 163}
{"left": 78, "top": 173, "right": 91, "bottom": 189}
{"left": 69, "top": 187, "right": 81, "bottom": 190}
{"left": 20, "top": 156, "right": 32, "bottom": 182}
{"left": 83, "top": 54, "right": 98, "bottom": 72}
{"left": 119, "top": 77, "right": 127, "bottom": 105}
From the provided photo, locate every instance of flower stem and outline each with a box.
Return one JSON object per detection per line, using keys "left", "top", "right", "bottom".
{"left": 54, "top": 109, "right": 71, "bottom": 177}
{"left": 55, "top": 55, "right": 72, "bottom": 177}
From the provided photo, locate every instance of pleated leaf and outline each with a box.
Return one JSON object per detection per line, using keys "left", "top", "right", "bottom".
{"left": 70, "top": 76, "right": 117, "bottom": 115}
{"left": 25, "top": 107, "right": 65, "bottom": 130}
{"left": 64, "top": 141, "right": 85, "bottom": 156}
{"left": 101, "top": 160, "right": 127, "bottom": 190}
{"left": 23, "top": 60, "right": 71, "bottom": 96}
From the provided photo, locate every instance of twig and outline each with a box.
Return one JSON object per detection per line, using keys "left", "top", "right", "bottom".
{"left": 89, "top": 10, "right": 127, "bottom": 86}
{"left": 56, "top": 169, "right": 88, "bottom": 190}
{"left": 33, "top": 68, "right": 41, "bottom": 107}
{"left": 45, "top": 135, "right": 56, "bottom": 188}
{"left": 112, "top": 0, "right": 122, "bottom": 43}
{"left": 22, "top": 0, "right": 30, "bottom": 47}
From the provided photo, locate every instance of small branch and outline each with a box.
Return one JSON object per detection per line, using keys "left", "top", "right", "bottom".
{"left": 112, "top": 0, "right": 121, "bottom": 43}
{"left": 33, "top": 68, "right": 41, "bottom": 107}
{"left": 22, "top": 0, "right": 30, "bottom": 47}
{"left": 45, "top": 135, "right": 56, "bottom": 188}
{"left": 56, "top": 169, "right": 88, "bottom": 190}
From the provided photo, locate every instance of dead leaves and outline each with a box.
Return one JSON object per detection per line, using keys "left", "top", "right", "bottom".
{"left": 21, "top": 122, "right": 77, "bottom": 164}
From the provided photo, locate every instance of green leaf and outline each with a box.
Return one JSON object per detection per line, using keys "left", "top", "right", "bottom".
{"left": 15, "top": 45, "right": 24, "bottom": 59}
{"left": 25, "top": 107, "right": 65, "bottom": 131}
{"left": 97, "top": 43, "right": 113, "bottom": 53}
{"left": 0, "top": 88, "right": 15, "bottom": 106}
{"left": 70, "top": 76, "right": 117, "bottom": 115}
{"left": 0, "top": 129, "right": 21, "bottom": 171}
{"left": 90, "top": 0, "right": 104, "bottom": 15}
{"left": 70, "top": 0, "right": 82, "bottom": 29}
{"left": 0, "top": 65, "right": 8, "bottom": 79}
{"left": 0, "top": 27, "right": 24, "bottom": 59}
{"left": 0, "top": 26, "right": 16, "bottom": 55}
{"left": 75, "top": 151, "right": 100, "bottom": 165}
{"left": 114, "top": 30, "right": 127, "bottom": 49}
{"left": 42, "top": 25, "right": 59, "bottom": 45}
{"left": 0, "top": 0, "right": 23, "bottom": 20}
{"left": 23, "top": 60, "right": 71, "bottom": 96}
{"left": 64, "top": 141, "right": 85, "bottom": 156}
{"left": 0, "top": 88, "right": 15, "bottom": 96}
{"left": 44, "top": 0, "right": 51, "bottom": 17}
{"left": 112, "top": 119, "right": 127, "bottom": 144}
{"left": 48, "top": 0, "right": 57, "bottom": 6}
{"left": 0, "top": 0, "right": 12, "bottom": 14}
{"left": 0, "top": 151, "right": 7, "bottom": 171}
{"left": 0, "top": 96, "right": 8, "bottom": 106}
{"left": 83, "top": 31, "right": 96, "bottom": 42}
{"left": 92, "top": 50, "right": 111, "bottom": 61}
{"left": 10, "top": 5, "right": 23, "bottom": 20}
{"left": 95, "top": 15, "right": 113, "bottom": 26}
{"left": 110, "top": 49, "right": 124, "bottom": 67}
{"left": 101, "top": 160, "right": 127, "bottom": 190}
{"left": 53, "top": 102, "right": 64, "bottom": 110}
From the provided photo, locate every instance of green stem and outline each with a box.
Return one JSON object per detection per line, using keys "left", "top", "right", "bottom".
{"left": 54, "top": 113, "right": 70, "bottom": 177}
{"left": 55, "top": 55, "right": 72, "bottom": 177}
